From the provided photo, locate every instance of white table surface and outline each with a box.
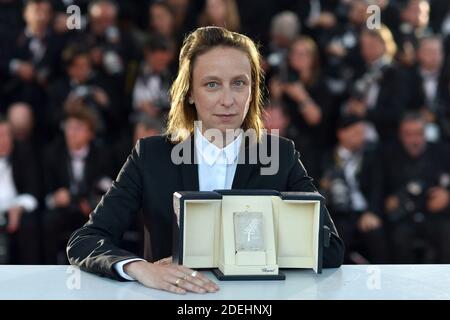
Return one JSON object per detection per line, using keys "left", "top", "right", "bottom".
{"left": 0, "top": 265, "right": 449, "bottom": 300}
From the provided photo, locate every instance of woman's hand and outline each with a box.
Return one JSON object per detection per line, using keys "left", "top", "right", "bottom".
{"left": 53, "top": 188, "right": 71, "bottom": 208}
{"left": 93, "top": 88, "right": 110, "bottom": 107}
{"left": 124, "top": 260, "right": 220, "bottom": 295}
{"left": 357, "top": 211, "right": 382, "bottom": 233}
{"left": 385, "top": 195, "right": 399, "bottom": 213}
{"left": 284, "top": 82, "right": 309, "bottom": 104}
{"left": 300, "top": 101, "right": 322, "bottom": 126}
{"left": 427, "top": 187, "right": 450, "bottom": 213}
{"left": 7, "top": 206, "right": 24, "bottom": 234}
{"left": 15, "top": 62, "right": 35, "bottom": 82}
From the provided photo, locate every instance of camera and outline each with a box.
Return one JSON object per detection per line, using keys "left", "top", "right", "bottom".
{"left": 72, "top": 85, "right": 97, "bottom": 107}
{"left": 388, "top": 180, "right": 429, "bottom": 223}
{"left": 267, "top": 52, "right": 299, "bottom": 84}
{"left": 320, "top": 167, "right": 352, "bottom": 214}
{"left": 349, "top": 68, "right": 383, "bottom": 101}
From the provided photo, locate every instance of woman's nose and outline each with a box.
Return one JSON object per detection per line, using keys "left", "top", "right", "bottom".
{"left": 221, "top": 88, "right": 234, "bottom": 107}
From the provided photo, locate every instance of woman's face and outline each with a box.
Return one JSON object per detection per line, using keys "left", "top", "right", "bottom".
{"left": 150, "top": 4, "right": 174, "bottom": 36}
{"left": 206, "top": 0, "right": 227, "bottom": 24}
{"left": 190, "top": 46, "right": 252, "bottom": 134}
{"left": 289, "top": 40, "right": 314, "bottom": 73}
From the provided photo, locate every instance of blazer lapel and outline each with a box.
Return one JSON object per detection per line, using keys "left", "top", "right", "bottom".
{"left": 179, "top": 136, "right": 199, "bottom": 191}
{"left": 232, "top": 136, "right": 258, "bottom": 189}
{"left": 232, "top": 162, "right": 254, "bottom": 189}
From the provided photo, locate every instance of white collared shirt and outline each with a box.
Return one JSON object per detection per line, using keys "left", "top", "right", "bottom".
{"left": 420, "top": 68, "right": 439, "bottom": 109}
{"left": 195, "top": 127, "right": 242, "bottom": 191}
{"left": 336, "top": 146, "right": 368, "bottom": 212}
{"left": 0, "top": 157, "right": 38, "bottom": 218}
{"left": 114, "top": 129, "right": 243, "bottom": 280}
{"left": 69, "top": 146, "right": 89, "bottom": 183}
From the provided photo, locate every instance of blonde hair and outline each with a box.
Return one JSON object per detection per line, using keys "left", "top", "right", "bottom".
{"left": 361, "top": 24, "right": 397, "bottom": 60}
{"left": 166, "top": 26, "right": 265, "bottom": 143}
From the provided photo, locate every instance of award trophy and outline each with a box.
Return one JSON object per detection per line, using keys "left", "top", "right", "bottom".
{"left": 173, "top": 190, "right": 326, "bottom": 280}
{"left": 234, "top": 211, "right": 265, "bottom": 252}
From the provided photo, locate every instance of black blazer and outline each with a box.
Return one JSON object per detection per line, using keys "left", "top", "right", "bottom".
{"left": 9, "top": 142, "right": 41, "bottom": 203}
{"left": 405, "top": 65, "right": 450, "bottom": 111}
{"left": 43, "top": 139, "right": 113, "bottom": 202}
{"left": 67, "top": 134, "right": 344, "bottom": 281}
{"left": 359, "top": 64, "right": 407, "bottom": 143}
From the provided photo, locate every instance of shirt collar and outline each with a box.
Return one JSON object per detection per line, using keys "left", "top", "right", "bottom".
{"left": 337, "top": 145, "right": 352, "bottom": 160}
{"left": 194, "top": 127, "right": 242, "bottom": 166}
{"left": 420, "top": 68, "right": 439, "bottom": 80}
{"left": 337, "top": 145, "right": 361, "bottom": 163}
{"left": 69, "top": 146, "right": 90, "bottom": 160}
{"left": 369, "top": 55, "right": 390, "bottom": 71}
{"left": 24, "top": 27, "right": 48, "bottom": 40}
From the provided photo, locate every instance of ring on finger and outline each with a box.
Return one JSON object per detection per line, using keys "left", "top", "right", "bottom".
{"left": 191, "top": 271, "right": 198, "bottom": 277}
{"left": 175, "top": 278, "right": 183, "bottom": 286}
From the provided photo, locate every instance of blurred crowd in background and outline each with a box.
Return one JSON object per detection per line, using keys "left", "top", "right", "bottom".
{"left": 1, "top": 0, "right": 450, "bottom": 265}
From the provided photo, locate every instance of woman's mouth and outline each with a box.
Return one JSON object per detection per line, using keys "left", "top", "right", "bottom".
{"left": 215, "top": 114, "right": 236, "bottom": 122}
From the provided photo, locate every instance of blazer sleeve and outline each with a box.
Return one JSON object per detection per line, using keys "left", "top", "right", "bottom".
{"left": 66, "top": 139, "right": 145, "bottom": 281}
{"left": 285, "top": 140, "right": 345, "bottom": 268}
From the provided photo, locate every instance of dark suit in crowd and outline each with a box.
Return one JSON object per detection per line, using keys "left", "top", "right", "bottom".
{"left": 42, "top": 139, "right": 112, "bottom": 264}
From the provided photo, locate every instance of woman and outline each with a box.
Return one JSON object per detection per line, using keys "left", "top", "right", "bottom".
{"left": 278, "top": 36, "right": 335, "bottom": 183}
{"left": 345, "top": 25, "right": 404, "bottom": 143}
{"left": 67, "top": 26, "right": 344, "bottom": 295}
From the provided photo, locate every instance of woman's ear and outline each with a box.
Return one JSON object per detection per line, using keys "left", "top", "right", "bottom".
{"left": 188, "top": 96, "right": 194, "bottom": 105}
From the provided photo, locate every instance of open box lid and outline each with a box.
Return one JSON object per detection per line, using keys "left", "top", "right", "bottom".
{"left": 173, "top": 190, "right": 325, "bottom": 274}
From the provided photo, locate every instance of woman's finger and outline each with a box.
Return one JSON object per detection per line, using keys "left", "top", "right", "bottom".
{"left": 173, "top": 277, "right": 206, "bottom": 294}
{"left": 155, "top": 256, "right": 173, "bottom": 265}
{"left": 172, "top": 269, "right": 211, "bottom": 290}
{"left": 161, "top": 281, "right": 186, "bottom": 295}
{"left": 166, "top": 274, "right": 206, "bottom": 294}
{"left": 174, "top": 265, "right": 219, "bottom": 291}
{"left": 168, "top": 267, "right": 214, "bottom": 292}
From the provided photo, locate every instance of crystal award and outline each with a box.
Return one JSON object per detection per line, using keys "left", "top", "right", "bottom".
{"left": 234, "top": 211, "right": 265, "bottom": 251}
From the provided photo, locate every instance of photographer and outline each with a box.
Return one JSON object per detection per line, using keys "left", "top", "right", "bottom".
{"left": 405, "top": 35, "right": 450, "bottom": 142}
{"left": 47, "top": 44, "right": 117, "bottom": 141}
{"left": 5, "top": 0, "right": 65, "bottom": 140}
{"left": 277, "top": 36, "right": 334, "bottom": 182}
{"left": 382, "top": 113, "right": 450, "bottom": 263}
{"left": 132, "top": 34, "right": 174, "bottom": 121}
{"left": 343, "top": 26, "right": 407, "bottom": 143}
{"left": 82, "top": 0, "right": 139, "bottom": 96}
{"left": 394, "top": 0, "right": 432, "bottom": 67}
{"left": 42, "top": 107, "right": 113, "bottom": 264}
{"left": 319, "top": 115, "right": 388, "bottom": 264}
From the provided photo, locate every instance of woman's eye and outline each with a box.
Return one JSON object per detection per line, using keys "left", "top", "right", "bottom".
{"left": 234, "top": 80, "right": 245, "bottom": 86}
{"left": 206, "top": 82, "right": 218, "bottom": 88}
